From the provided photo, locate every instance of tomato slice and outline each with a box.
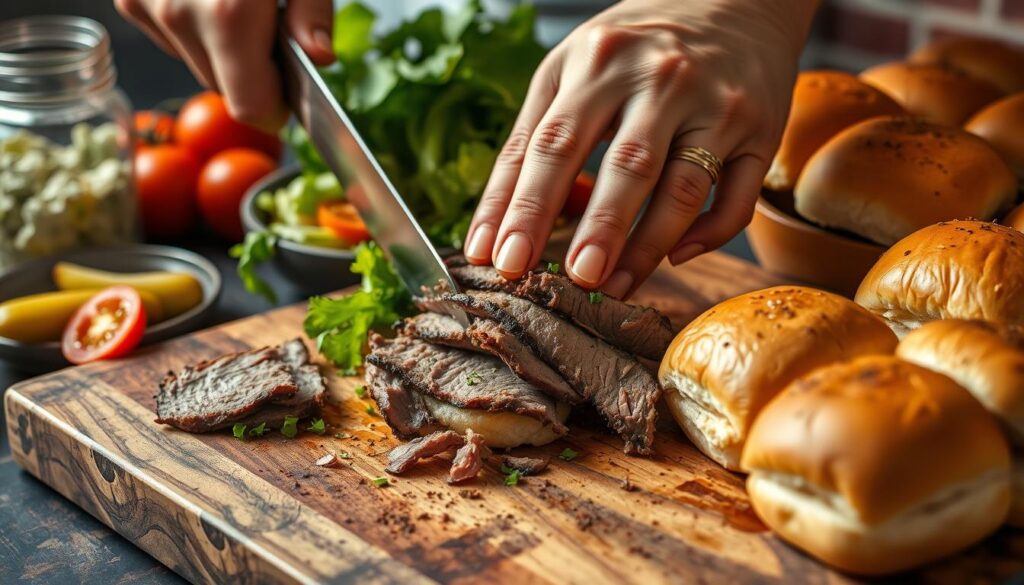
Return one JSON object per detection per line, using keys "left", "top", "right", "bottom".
{"left": 61, "top": 286, "right": 147, "bottom": 364}
{"left": 317, "top": 200, "right": 371, "bottom": 245}
{"left": 562, "top": 172, "right": 595, "bottom": 217}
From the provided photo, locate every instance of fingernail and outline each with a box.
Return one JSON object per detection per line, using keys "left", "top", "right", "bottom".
{"left": 603, "top": 270, "right": 634, "bottom": 299}
{"left": 465, "top": 224, "right": 495, "bottom": 263}
{"left": 495, "top": 232, "right": 532, "bottom": 275}
{"left": 313, "top": 28, "right": 333, "bottom": 55}
{"left": 571, "top": 244, "right": 608, "bottom": 285}
{"left": 669, "top": 243, "right": 705, "bottom": 265}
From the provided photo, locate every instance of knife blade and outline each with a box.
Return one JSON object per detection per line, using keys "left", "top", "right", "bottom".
{"left": 276, "top": 26, "right": 468, "bottom": 325}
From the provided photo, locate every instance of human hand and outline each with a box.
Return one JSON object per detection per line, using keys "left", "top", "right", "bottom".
{"left": 463, "top": 0, "right": 818, "bottom": 298}
{"left": 115, "top": 0, "right": 336, "bottom": 131}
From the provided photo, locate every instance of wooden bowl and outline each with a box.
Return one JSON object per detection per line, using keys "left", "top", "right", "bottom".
{"left": 746, "top": 191, "right": 886, "bottom": 297}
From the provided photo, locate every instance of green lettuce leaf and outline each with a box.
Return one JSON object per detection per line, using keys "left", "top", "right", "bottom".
{"left": 229, "top": 231, "right": 278, "bottom": 303}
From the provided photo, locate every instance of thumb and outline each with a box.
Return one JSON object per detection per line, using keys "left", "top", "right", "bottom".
{"left": 286, "top": 0, "right": 336, "bottom": 66}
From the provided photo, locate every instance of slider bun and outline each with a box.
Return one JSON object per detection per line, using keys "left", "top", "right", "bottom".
{"left": 859, "top": 61, "right": 1003, "bottom": 125}
{"left": 1014, "top": 460, "right": 1024, "bottom": 527}
{"left": 855, "top": 220, "right": 1024, "bottom": 337}
{"left": 910, "top": 37, "right": 1024, "bottom": 94}
{"left": 966, "top": 92, "right": 1024, "bottom": 182}
{"left": 764, "top": 70, "right": 904, "bottom": 192}
{"left": 795, "top": 117, "right": 1016, "bottom": 245}
{"left": 742, "top": 355, "right": 1011, "bottom": 575}
{"left": 422, "top": 395, "right": 570, "bottom": 449}
{"left": 1006, "top": 203, "right": 1024, "bottom": 232}
{"left": 658, "top": 286, "right": 897, "bottom": 470}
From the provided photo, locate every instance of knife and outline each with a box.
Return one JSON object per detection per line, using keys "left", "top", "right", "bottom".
{"left": 276, "top": 26, "right": 468, "bottom": 324}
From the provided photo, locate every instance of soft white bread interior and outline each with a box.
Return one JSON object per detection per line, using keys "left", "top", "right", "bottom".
{"left": 742, "top": 355, "right": 1011, "bottom": 575}
{"left": 855, "top": 220, "right": 1024, "bottom": 337}
{"left": 658, "top": 286, "right": 897, "bottom": 470}
{"left": 423, "top": 395, "right": 570, "bottom": 449}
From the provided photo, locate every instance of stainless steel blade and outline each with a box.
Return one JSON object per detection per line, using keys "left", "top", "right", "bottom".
{"left": 276, "top": 27, "right": 467, "bottom": 323}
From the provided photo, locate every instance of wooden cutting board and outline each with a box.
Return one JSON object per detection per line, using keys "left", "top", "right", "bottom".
{"left": 5, "top": 252, "right": 1023, "bottom": 584}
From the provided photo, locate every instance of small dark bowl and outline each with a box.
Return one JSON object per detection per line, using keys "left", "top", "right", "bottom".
{"left": 0, "top": 244, "right": 221, "bottom": 372}
{"left": 240, "top": 165, "right": 360, "bottom": 295}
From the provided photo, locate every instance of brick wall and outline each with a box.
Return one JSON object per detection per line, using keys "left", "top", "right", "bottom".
{"left": 805, "top": 0, "right": 1024, "bottom": 71}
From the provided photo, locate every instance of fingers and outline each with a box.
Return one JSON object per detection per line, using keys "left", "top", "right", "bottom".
{"left": 199, "top": 1, "right": 287, "bottom": 131}
{"left": 668, "top": 154, "right": 768, "bottom": 264}
{"left": 603, "top": 131, "right": 733, "bottom": 299}
{"left": 463, "top": 54, "right": 561, "bottom": 265}
{"left": 115, "top": 0, "right": 180, "bottom": 58}
{"left": 286, "top": 0, "right": 336, "bottom": 66}
{"left": 565, "top": 98, "right": 679, "bottom": 289}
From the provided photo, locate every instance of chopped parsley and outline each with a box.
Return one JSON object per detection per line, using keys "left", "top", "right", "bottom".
{"left": 281, "top": 415, "right": 299, "bottom": 438}
{"left": 588, "top": 291, "right": 603, "bottom": 304}
{"left": 339, "top": 451, "right": 352, "bottom": 459}
{"left": 249, "top": 422, "right": 267, "bottom": 437}
{"left": 465, "top": 371, "right": 482, "bottom": 386}
{"left": 559, "top": 448, "right": 579, "bottom": 461}
{"left": 353, "top": 385, "right": 367, "bottom": 398}
{"left": 365, "top": 405, "right": 377, "bottom": 416}
{"left": 334, "top": 432, "right": 350, "bottom": 439}
{"left": 232, "top": 423, "right": 247, "bottom": 440}
{"left": 308, "top": 418, "right": 326, "bottom": 435}
{"left": 501, "top": 464, "right": 521, "bottom": 486}
{"left": 372, "top": 476, "right": 390, "bottom": 487}
{"left": 547, "top": 262, "right": 560, "bottom": 274}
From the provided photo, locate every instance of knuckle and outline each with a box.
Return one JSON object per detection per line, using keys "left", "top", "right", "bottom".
{"left": 605, "top": 140, "right": 661, "bottom": 182}
{"left": 717, "top": 88, "right": 754, "bottom": 125}
{"left": 585, "top": 207, "right": 630, "bottom": 234}
{"left": 497, "top": 127, "right": 531, "bottom": 168}
{"left": 211, "top": 0, "right": 247, "bottom": 27}
{"left": 508, "top": 194, "right": 550, "bottom": 222}
{"left": 584, "top": 25, "right": 630, "bottom": 70}
{"left": 531, "top": 117, "right": 579, "bottom": 162}
{"left": 665, "top": 171, "right": 709, "bottom": 215}
{"left": 651, "top": 52, "right": 692, "bottom": 91}
{"left": 155, "top": 0, "right": 188, "bottom": 27}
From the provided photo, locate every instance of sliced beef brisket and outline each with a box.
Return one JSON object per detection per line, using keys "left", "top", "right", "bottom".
{"left": 239, "top": 339, "right": 327, "bottom": 427}
{"left": 366, "top": 334, "right": 567, "bottom": 434}
{"left": 398, "top": 313, "right": 476, "bottom": 352}
{"left": 448, "top": 429, "right": 489, "bottom": 484}
{"left": 436, "top": 291, "right": 660, "bottom": 454}
{"left": 365, "top": 363, "right": 437, "bottom": 439}
{"left": 448, "top": 263, "right": 674, "bottom": 360}
{"left": 500, "top": 455, "right": 550, "bottom": 476}
{"left": 385, "top": 430, "right": 466, "bottom": 474}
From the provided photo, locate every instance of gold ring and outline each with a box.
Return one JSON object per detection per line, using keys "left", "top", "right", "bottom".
{"left": 671, "top": 146, "right": 722, "bottom": 184}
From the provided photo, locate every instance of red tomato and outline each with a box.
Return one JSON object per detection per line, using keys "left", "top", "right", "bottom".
{"left": 174, "top": 91, "right": 282, "bottom": 161}
{"left": 562, "top": 172, "right": 595, "bottom": 217}
{"left": 134, "top": 111, "right": 175, "bottom": 146}
{"left": 135, "top": 145, "right": 200, "bottom": 238}
{"left": 61, "top": 286, "right": 147, "bottom": 364}
{"left": 198, "top": 148, "right": 277, "bottom": 241}
{"left": 317, "top": 200, "right": 371, "bottom": 245}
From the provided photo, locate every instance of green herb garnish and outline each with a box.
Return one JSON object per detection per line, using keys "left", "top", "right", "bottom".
{"left": 366, "top": 405, "right": 377, "bottom": 416}
{"left": 588, "top": 292, "right": 603, "bottom": 304}
{"left": 249, "top": 422, "right": 267, "bottom": 437}
{"left": 559, "top": 448, "right": 578, "bottom": 461}
{"left": 465, "top": 371, "right": 482, "bottom": 386}
{"left": 372, "top": 477, "right": 389, "bottom": 488}
{"left": 229, "top": 231, "right": 278, "bottom": 303}
{"left": 308, "top": 418, "right": 326, "bottom": 435}
{"left": 232, "top": 423, "right": 247, "bottom": 440}
{"left": 281, "top": 415, "right": 299, "bottom": 438}
{"left": 339, "top": 452, "right": 352, "bottom": 459}
{"left": 501, "top": 464, "right": 521, "bottom": 486}
{"left": 353, "top": 385, "right": 367, "bottom": 398}
{"left": 547, "top": 262, "right": 560, "bottom": 274}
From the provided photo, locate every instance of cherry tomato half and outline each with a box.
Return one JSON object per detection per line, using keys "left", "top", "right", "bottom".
{"left": 317, "top": 200, "right": 371, "bottom": 245}
{"left": 562, "top": 171, "right": 595, "bottom": 217}
{"left": 61, "top": 286, "right": 147, "bottom": 364}
{"left": 174, "top": 91, "right": 282, "bottom": 162}
{"left": 198, "top": 148, "right": 277, "bottom": 241}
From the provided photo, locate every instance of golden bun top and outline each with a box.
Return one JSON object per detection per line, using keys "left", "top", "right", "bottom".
{"left": 897, "top": 320, "right": 1024, "bottom": 442}
{"left": 859, "top": 61, "right": 1003, "bottom": 125}
{"left": 1006, "top": 203, "right": 1024, "bottom": 232}
{"left": 910, "top": 37, "right": 1024, "bottom": 94}
{"left": 794, "top": 117, "right": 1017, "bottom": 245}
{"left": 966, "top": 92, "right": 1024, "bottom": 181}
{"left": 741, "top": 355, "right": 1011, "bottom": 525}
{"left": 764, "top": 70, "right": 904, "bottom": 192}
{"left": 855, "top": 220, "right": 1024, "bottom": 327}
{"left": 659, "top": 286, "right": 897, "bottom": 435}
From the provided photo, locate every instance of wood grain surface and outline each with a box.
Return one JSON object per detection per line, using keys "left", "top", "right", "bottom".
{"left": 5, "top": 252, "right": 1024, "bottom": 584}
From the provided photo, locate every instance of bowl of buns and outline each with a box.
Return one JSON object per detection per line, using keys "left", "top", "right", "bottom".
{"left": 749, "top": 38, "right": 1024, "bottom": 295}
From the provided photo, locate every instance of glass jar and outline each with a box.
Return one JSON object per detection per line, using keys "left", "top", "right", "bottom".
{"left": 0, "top": 15, "right": 137, "bottom": 271}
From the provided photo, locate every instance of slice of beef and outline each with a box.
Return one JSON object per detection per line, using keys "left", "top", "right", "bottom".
{"left": 385, "top": 430, "right": 466, "bottom": 475}
{"left": 448, "top": 429, "right": 489, "bottom": 484}
{"left": 402, "top": 312, "right": 581, "bottom": 404}
{"left": 366, "top": 334, "right": 567, "bottom": 435}
{"left": 155, "top": 346, "right": 298, "bottom": 432}
{"left": 501, "top": 455, "right": 550, "bottom": 476}
{"left": 237, "top": 339, "right": 327, "bottom": 428}
{"left": 449, "top": 264, "right": 674, "bottom": 360}
{"left": 365, "top": 363, "right": 437, "bottom": 439}
{"left": 435, "top": 291, "right": 660, "bottom": 455}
